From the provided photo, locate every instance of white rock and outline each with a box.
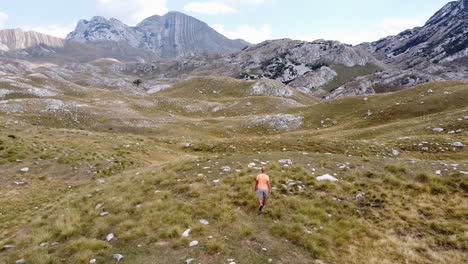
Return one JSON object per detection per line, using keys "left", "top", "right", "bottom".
{"left": 89, "top": 259, "right": 97, "bottom": 264}
{"left": 453, "top": 142, "right": 464, "bottom": 148}
{"left": 185, "top": 258, "right": 194, "bottom": 264}
{"left": 2, "top": 244, "right": 15, "bottom": 250}
{"left": 435, "top": 170, "right": 441, "bottom": 175}
{"left": 199, "top": 219, "right": 209, "bottom": 225}
{"left": 432, "top": 127, "right": 444, "bottom": 132}
{"left": 16, "top": 260, "right": 26, "bottom": 264}
{"left": 20, "top": 167, "right": 29, "bottom": 173}
{"left": 392, "top": 149, "right": 400, "bottom": 156}
{"left": 248, "top": 162, "right": 256, "bottom": 168}
{"left": 222, "top": 166, "right": 231, "bottom": 172}
{"left": 268, "top": 259, "right": 273, "bottom": 263}
{"left": 39, "top": 242, "right": 50, "bottom": 247}
{"left": 100, "top": 212, "right": 109, "bottom": 217}
{"left": 95, "top": 203, "right": 104, "bottom": 210}
{"left": 316, "top": 174, "right": 338, "bottom": 182}
{"left": 356, "top": 193, "right": 365, "bottom": 199}
{"left": 278, "top": 159, "right": 292, "bottom": 165}
{"left": 96, "top": 178, "right": 105, "bottom": 185}
{"left": 113, "top": 254, "right": 124, "bottom": 261}
{"left": 14, "top": 181, "right": 25, "bottom": 185}
{"left": 213, "top": 179, "right": 220, "bottom": 184}
{"left": 427, "top": 89, "right": 433, "bottom": 93}
{"left": 182, "top": 229, "right": 191, "bottom": 237}
{"left": 189, "top": 240, "right": 199, "bottom": 247}
{"left": 106, "top": 233, "right": 115, "bottom": 242}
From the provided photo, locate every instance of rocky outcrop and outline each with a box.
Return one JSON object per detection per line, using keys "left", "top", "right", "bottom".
{"left": 232, "top": 39, "right": 383, "bottom": 96}
{"left": 326, "top": 70, "right": 444, "bottom": 99}
{"left": 250, "top": 79, "right": 293, "bottom": 98}
{"left": 245, "top": 114, "right": 303, "bottom": 132}
{"left": 0, "top": 29, "right": 64, "bottom": 51}
{"left": 66, "top": 12, "right": 249, "bottom": 58}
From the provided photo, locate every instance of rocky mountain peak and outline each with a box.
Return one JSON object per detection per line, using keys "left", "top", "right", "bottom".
{"left": 67, "top": 12, "right": 249, "bottom": 58}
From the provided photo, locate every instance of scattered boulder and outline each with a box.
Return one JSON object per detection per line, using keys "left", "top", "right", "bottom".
{"left": 106, "top": 233, "right": 115, "bottom": 242}
{"left": 316, "top": 174, "right": 339, "bottom": 182}
{"left": 95, "top": 203, "right": 104, "bottom": 210}
{"left": 199, "top": 219, "right": 209, "bottom": 225}
{"left": 222, "top": 166, "right": 231, "bottom": 172}
{"left": 113, "top": 254, "right": 124, "bottom": 262}
{"left": 19, "top": 167, "right": 29, "bottom": 173}
{"left": 2, "top": 244, "right": 15, "bottom": 250}
{"left": 189, "top": 240, "right": 199, "bottom": 247}
{"left": 392, "top": 149, "right": 400, "bottom": 156}
{"left": 185, "top": 258, "right": 195, "bottom": 264}
{"left": 39, "top": 242, "right": 50, "bottom": 247}
{"left": 432, "top": 127, "right": 444, "bottom": 133}
{"left": 182, "top": 229, "right": 191, "bottom": 237}
{"left": 248, "top": 162, "right": 256, "bottom": 168}
{"left": 100, "top": 212, "right": 109, "bottom": 217}
{"left": 89, "top": 259, "right": 97, "bottom": 264}
{"left": 453, "top": 142, "right": 464, "bottom": 148}
{"left": 16, "top": 260, "right": 26, "bottom": 264}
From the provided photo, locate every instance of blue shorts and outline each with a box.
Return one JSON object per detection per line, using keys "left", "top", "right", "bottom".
{"left": 257, "top": 189, "right": 268, "bottom": 199}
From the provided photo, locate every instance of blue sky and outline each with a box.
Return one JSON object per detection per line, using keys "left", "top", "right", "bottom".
{"left": 0, "top": 0, "right": 454, "bottom": 44}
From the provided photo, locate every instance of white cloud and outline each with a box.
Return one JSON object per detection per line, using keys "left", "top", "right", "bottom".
{"left": 212, "top": 23, "right": 272, "bottom": 44}
{"left": 296, "top": 17, "right": 426, "bottom": 45}
{"left": 95, "top": 0, "right": 168, "bottom": 25}
{"left": 0, "top": 10, "right": 8, "bottom": 27}
{"left": 20, "top": 24, "right": 75, "bottom": 38}
{"left": 184, "top": 2, "right": 237, "bottom": 15}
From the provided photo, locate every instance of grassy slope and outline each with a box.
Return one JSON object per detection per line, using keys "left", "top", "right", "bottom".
{"left": 0, "top": 80, "right": 467, "bottom": 264}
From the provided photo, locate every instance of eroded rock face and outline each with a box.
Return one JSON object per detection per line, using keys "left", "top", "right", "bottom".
{"left": 290, "top": 66, "right": 337, "bottom": 94}
{"left": 0, "top": 29, "right": 64, "bottom": 51}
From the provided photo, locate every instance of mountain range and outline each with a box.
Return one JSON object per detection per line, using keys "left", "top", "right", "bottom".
{"left": 0, "top": 0, "right": 467, "bottom": 99}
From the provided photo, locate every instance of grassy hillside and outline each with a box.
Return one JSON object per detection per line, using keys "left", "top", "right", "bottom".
{"left": 0, "top": 79, "right": 467, "bottom": 264}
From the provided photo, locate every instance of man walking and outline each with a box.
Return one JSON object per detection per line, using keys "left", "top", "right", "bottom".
{"left": 254, "top": 167, "right": 271, "bottom": 211}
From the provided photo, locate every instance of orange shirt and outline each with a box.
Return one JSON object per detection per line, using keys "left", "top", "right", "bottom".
{"left": 256, "top": 174, "right": 270, "bottom": 190}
